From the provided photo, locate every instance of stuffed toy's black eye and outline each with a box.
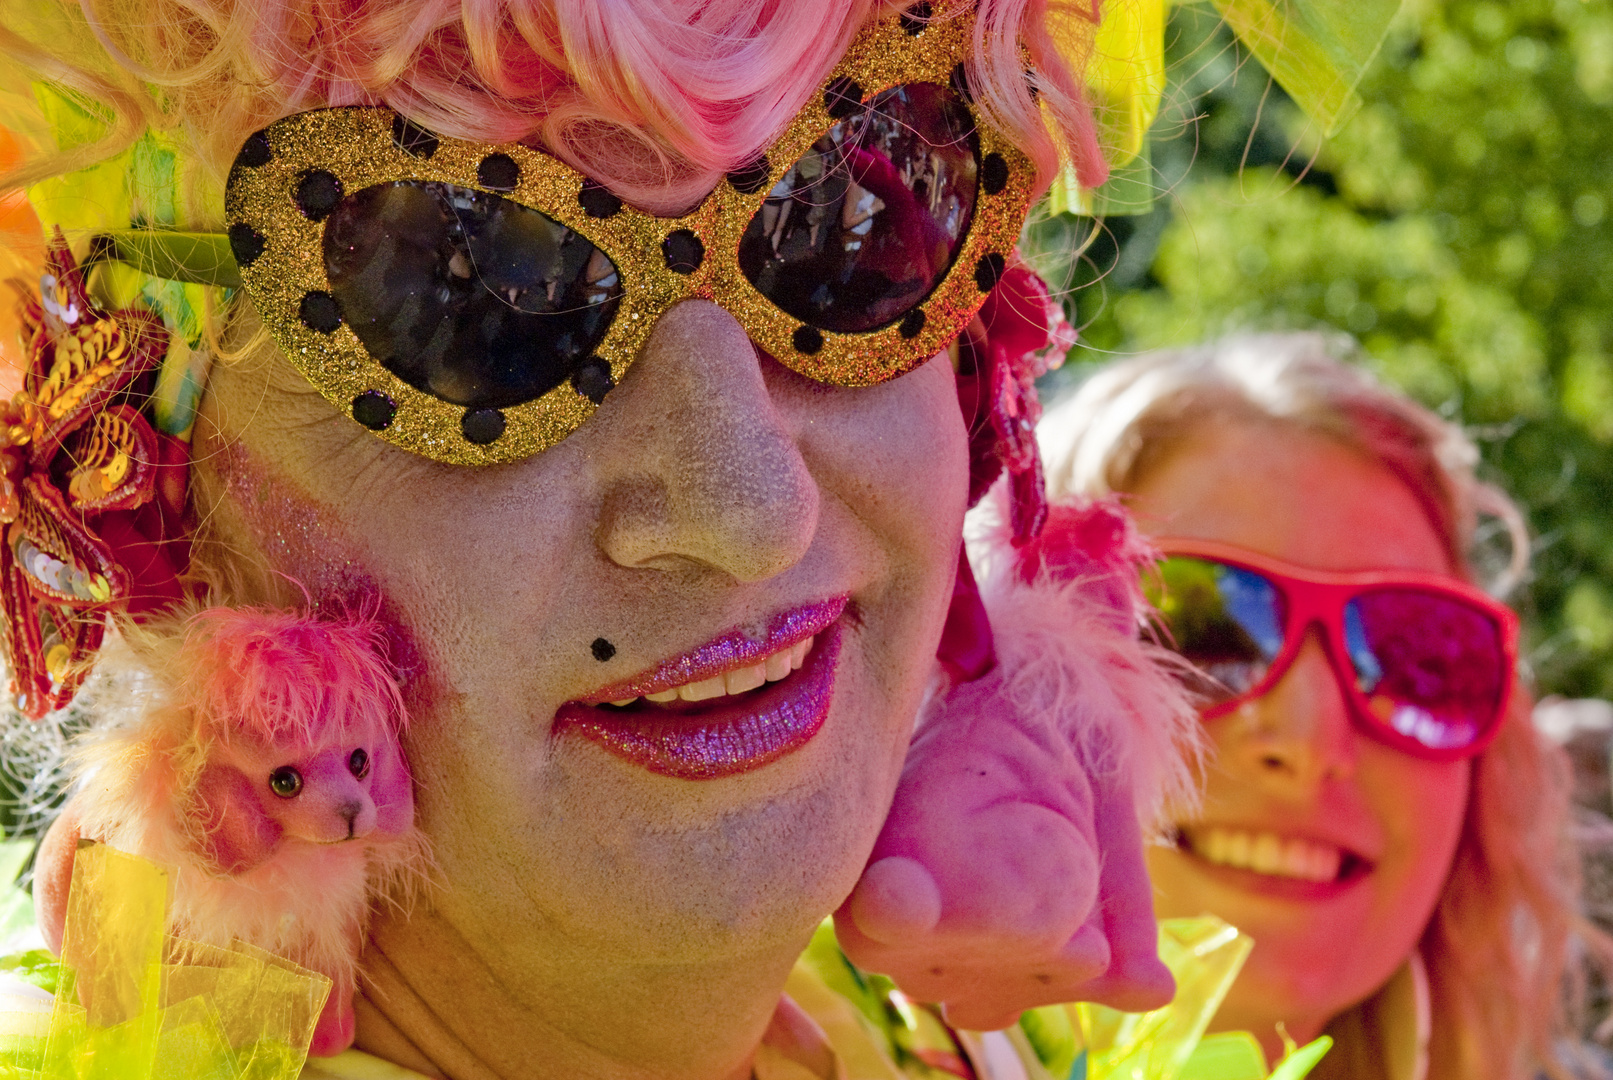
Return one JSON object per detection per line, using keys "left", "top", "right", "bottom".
{"left": 349, "top": 748, "right": 371, "bottom": 779}
{"left": 269, "top": 766, "right": 303, "bottom": 798}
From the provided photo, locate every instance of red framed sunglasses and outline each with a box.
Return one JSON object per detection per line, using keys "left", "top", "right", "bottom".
{"left": 1143, "top": 539, "right": 1520, "bottom": 761}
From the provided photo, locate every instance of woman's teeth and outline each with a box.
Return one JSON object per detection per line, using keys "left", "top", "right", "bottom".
{"left": 608, "top": 636, "right": 815, "bottom": 707}
{"left": 1186, "top": 827, "right": 1343, "bottom": 883}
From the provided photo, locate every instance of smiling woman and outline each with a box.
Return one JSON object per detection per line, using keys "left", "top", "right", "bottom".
{"left": 0, "top": 0, "right": 1186, "bottom": 1077}
{"left": 1040, "top": 332, "right": 1606, "bottom": 1080}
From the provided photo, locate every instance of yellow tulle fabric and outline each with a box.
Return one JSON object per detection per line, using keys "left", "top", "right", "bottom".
{"left": 0, "top": 853, "right": 1322, "bottom": 1080}
{"left": 0, "top": 845, "right": 327, "bottom": 1080}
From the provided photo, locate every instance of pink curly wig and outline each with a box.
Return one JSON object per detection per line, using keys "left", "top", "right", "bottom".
{"left": 1, "top": 0, "right": 1107, "bottom": 221}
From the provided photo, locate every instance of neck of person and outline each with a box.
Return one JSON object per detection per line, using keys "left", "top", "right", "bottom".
{"left": 352, "top": 903, "right": 801, "bottom": 1080}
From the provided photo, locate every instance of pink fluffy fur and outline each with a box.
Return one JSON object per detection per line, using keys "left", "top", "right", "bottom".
{"left": 967, "top": 486, "right": 1201, "bottom": 828}
{"left": 838, "top": 484, "right": 1199, "bottom": 1027}
{"left": 49, "top": 605, "right": 427, "bottom": 1056}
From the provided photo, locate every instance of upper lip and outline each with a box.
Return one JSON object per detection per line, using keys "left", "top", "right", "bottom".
{"left": 570, "top": 595, "right": 848, "bottom": 704}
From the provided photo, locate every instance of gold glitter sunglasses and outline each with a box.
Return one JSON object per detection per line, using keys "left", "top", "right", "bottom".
{"left": 129, "top": 4, "right": 1036, "bottom": 465}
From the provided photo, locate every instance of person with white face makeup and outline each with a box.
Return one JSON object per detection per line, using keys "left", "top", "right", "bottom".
{"left": 1040, "top": 332, "right": 1608, "bottom": 1080}
{"left": 0, "top": 0, "right": 1197, "bottom": 1076}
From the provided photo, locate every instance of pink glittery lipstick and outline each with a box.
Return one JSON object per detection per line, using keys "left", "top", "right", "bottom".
{"left": 554, "top": 597, "right": 847, "bottom": 779}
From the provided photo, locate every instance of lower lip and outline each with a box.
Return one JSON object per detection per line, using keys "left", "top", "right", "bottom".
{"left": 553, "top": 623, "right": 844, "bottom": 780}
{"left": 1176, "top": 844, "right": 1369, "bottom": 902}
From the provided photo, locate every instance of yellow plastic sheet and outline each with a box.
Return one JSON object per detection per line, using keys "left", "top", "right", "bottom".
{"left": 1078, "top": 916, "right": 1253, "bottom": 1079}
{"left": 1046, "top": 0, "right": 1166, "bottom": 216}
{"left": 0, "top": 844, "right": 329, "bottom": 1080}
{"left": 1038, "top": 916, "right": 1332, "bottom": 1080}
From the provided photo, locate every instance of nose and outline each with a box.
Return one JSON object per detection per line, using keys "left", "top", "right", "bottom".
{"left": 339, "top": 800, "right": 362, "bottom": 839}
{"left": 1217, "top": 626, "right": 1358, "bottom": 790}
{"left": 593, "top": 300, "right": 819, "bottom": 582}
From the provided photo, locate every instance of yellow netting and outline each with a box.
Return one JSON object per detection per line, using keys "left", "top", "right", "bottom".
{"left": 1024, "top": 916, "right": 1333, "bottom": 1079}
{"left": 1, "top": 844, "right": 328, "bottom": 1080}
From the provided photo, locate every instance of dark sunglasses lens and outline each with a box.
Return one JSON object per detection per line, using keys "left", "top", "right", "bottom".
{"left": 1149, "top": 558, "right": 1286, "bottom": 704}
{"left": 738, "top": 82, "right": 979, "bottom": 335}
{"left": 1344, "top": 590, "right": 1507, "bottom": 751}
{"left": 323, "top": 180, "right": 623, "bottom": 410}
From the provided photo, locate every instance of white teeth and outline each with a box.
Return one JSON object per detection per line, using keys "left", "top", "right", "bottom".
{"left": 725, "top": 663, "right": 767, "bottom": 695}
{"left": 1185, "top": 827, "right": 1344, "bottom": 883}
{"left": 604, "top": 635, "right": 818, "bottom": 709}
{"left": 678, "top": 674, "right": 728, "bottom": 702}
{"left": 1251, "top": 832, "right": 1282, "bottom": 874}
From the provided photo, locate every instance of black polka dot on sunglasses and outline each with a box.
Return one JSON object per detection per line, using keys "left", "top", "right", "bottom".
{"left": 218, "top": 6, "right": 1036, "bottom": 465}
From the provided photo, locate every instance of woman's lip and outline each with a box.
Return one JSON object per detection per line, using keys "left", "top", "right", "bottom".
{"left": 554, "top": 622, "right": 844, "bottom": 779}
{"left": 572, "top": 595, "right": 848, "bottom": 704}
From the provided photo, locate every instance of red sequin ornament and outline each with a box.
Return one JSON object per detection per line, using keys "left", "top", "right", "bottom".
{"left": 1, "top": 232, "right": 189, "bottom": 718}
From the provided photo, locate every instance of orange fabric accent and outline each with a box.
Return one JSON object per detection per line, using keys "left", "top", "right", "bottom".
{"left": 0, "top": 123, "right": 45, "bottom": 394}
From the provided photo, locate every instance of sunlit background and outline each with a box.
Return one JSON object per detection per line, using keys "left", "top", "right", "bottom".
{"left": 1030, "top": 0, "right": 1613, "bottom": 707}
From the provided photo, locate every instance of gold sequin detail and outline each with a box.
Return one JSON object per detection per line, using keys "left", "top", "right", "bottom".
{"left": 225, "top": 2, "right": 1035, "bottom": 466}
{"left": 66, "top": 411, "right": 137, "bottom": 505}
{"left": 35, "top": 318, "right": 129, "bottom": 424}
{"left": 11, "top": 498, "right": 111, "bottom": 603}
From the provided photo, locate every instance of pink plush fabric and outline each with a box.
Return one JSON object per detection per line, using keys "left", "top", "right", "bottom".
{"left": 42, "top": 605, "right": 426, "bottom": 1056}
{"left": 840, "top": 487, "right": 1199, "bottom": 1028}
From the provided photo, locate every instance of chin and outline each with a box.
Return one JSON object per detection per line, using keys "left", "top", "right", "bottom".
{"left": 649, "top": 668, "right": 911, "bottom": 951}
{"left": 1150, "top": 852, "right": 1394, "bottom": 1033}
{"left": 1217, "top": 938, "right": 1387, "bottom": 1037}
{"left": 441, "top": 644, "right": 911, "bottom": 966}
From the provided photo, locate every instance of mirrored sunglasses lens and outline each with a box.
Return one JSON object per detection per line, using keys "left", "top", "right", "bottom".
{"left": 738, "top": 82, "right": 979, "bottom": 335}
{"left": 323, "top": 180, "right": 623, "bottom": 410}
{"left": 1344, "top": 590, "right": 1507, "bottom": 751}
{"left": 1149, "top": 558, "right": 1286, "bottom": 704}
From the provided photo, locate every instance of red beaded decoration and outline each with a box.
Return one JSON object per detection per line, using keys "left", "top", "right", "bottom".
{"left": 1, "top": 231, "right": 189, "bottom": 718}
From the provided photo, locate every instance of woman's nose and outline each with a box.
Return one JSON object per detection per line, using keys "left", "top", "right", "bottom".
{"left": 1220, "top": 627, "right": 1358, "bottom": 789}
{"left": 592, "top": 300, "right": 819, "bottom": 582}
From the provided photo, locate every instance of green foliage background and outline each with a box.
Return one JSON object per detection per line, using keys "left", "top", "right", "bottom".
{"left": 1029, "top": 0, "right": 1613, "bottom": 699}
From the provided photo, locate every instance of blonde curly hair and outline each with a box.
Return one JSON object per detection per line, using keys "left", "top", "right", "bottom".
{"left": 1039, "top": 331, "right": 1605, "bottom": 1080}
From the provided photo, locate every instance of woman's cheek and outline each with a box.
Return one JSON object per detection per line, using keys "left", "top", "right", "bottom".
{"left": 782, "top": 352, "right": 968, "bottom": 570}
{"left": 1372, "top": 752, "right": 1470, "bottom": 931}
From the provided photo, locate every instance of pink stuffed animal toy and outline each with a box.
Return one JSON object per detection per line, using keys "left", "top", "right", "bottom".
{"left": 839, "top": 491, "right": 1200, "bottom": 1030}
{"left": 35, "top": 606, "right": 424, "bottom": 1056}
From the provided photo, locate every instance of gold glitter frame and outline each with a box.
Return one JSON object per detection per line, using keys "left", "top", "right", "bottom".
{"left": 224, "top": 4, "right": 1036, "bottom": 466}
